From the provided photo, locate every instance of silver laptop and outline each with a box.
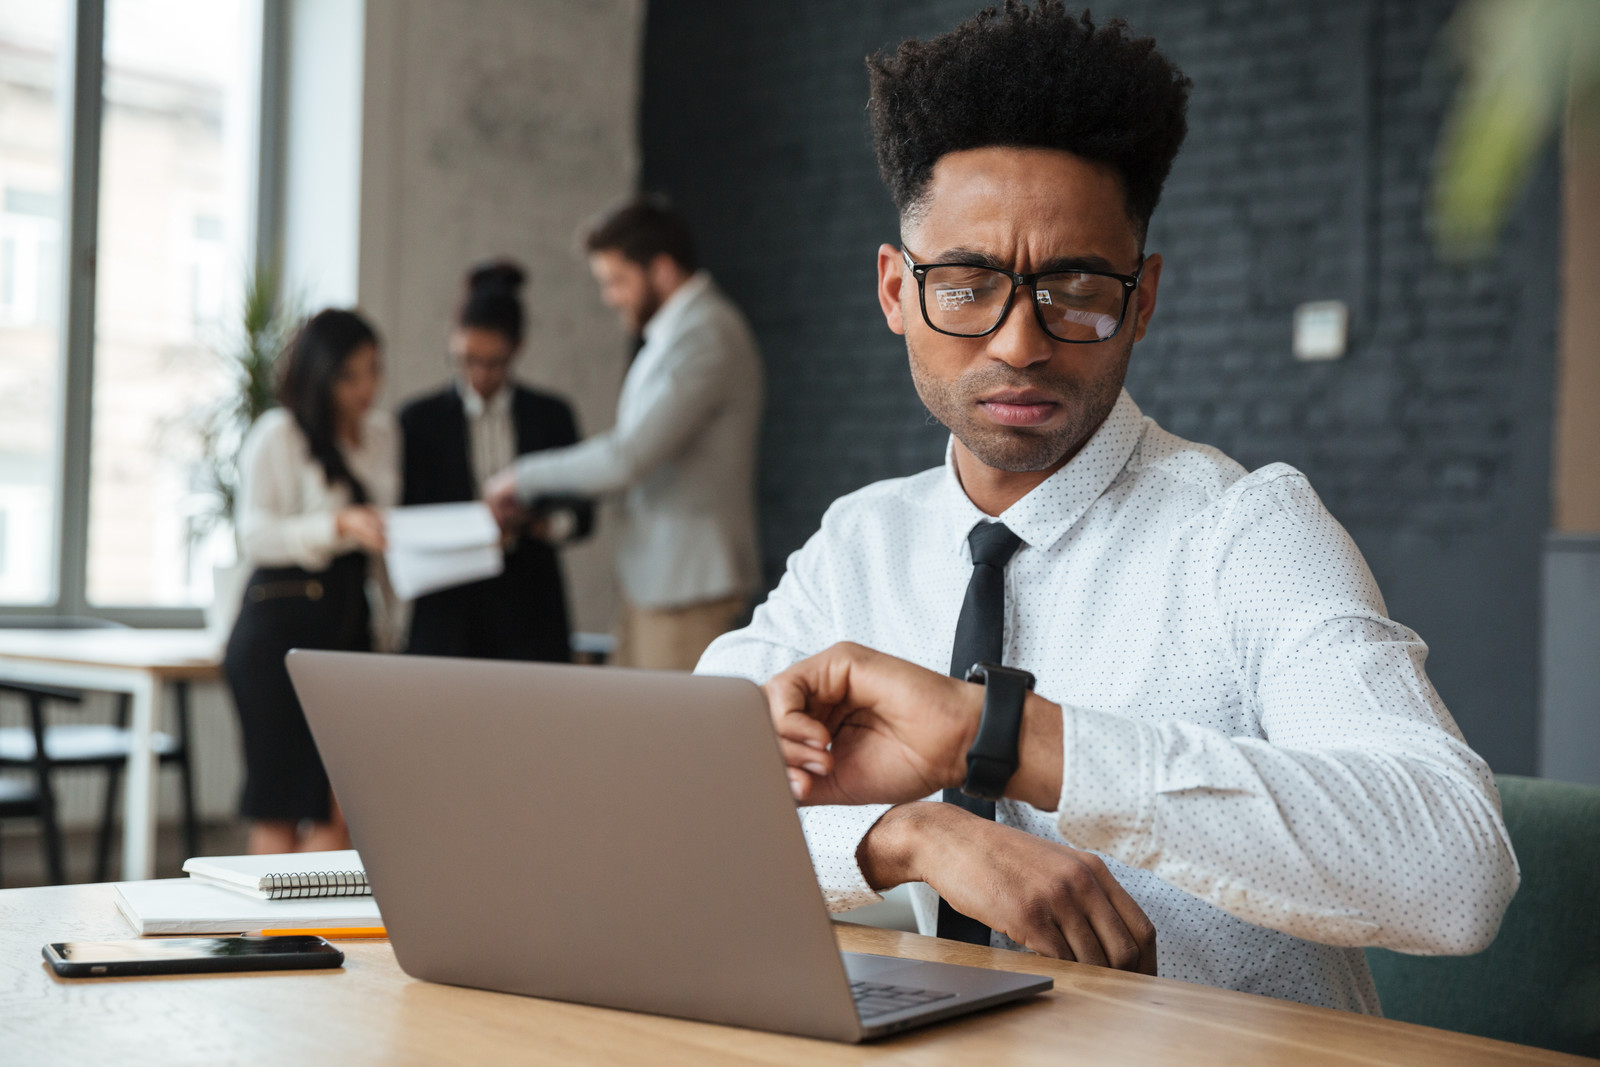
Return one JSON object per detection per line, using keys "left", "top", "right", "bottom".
{"left": 286, "top": 650, "right": 1051, "bottom": 1042}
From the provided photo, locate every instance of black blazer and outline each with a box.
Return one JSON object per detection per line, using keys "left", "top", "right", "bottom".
{"left": 400, "top": 385, "right": 586, "bottom": 511}
{"left": 399, "top": 383, "right": 593, "bottom": 661}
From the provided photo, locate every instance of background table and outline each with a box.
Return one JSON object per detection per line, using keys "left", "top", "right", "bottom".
{"left": 0, "top": 883, "right": 1585, "bottom": 1065}
{"left": 0, "top": 629, "right": 222, "bottom": 880}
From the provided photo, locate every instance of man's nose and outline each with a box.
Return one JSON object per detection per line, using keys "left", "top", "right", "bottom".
{"left": 983, "top": 287, "right": 1054, "bottom": 369}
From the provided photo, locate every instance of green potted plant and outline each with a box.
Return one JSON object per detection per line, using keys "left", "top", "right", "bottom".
{"left": 196, "top": 266, "right": 293, "bottom": 635}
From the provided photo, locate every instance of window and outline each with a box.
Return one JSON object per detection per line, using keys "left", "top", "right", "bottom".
{"left": 87, "top": 0, "right": 257, "bottom": 607}
{"left": 0, "top": 0, "right": 274, "bottom": 618}
{"left": 0, "top": 2, "right": 68, "bottom": 606}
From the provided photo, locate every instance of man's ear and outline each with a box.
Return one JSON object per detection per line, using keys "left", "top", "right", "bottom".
{"left": 1130, "top": 252, "right": 1162, "bottom": 344}
{"left": 649, "top": 252, "right": 683, "bottom": 293}
{"left": 877, "top": 243, "right": 907, "bottom": 335}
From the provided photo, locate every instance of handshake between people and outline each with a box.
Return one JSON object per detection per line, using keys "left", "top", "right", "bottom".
{"left": 762, "top": 643, "right": 1157, "bottom": 974}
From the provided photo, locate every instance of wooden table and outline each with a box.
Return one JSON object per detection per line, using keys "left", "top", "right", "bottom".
{"left": 0, "top": 629, "right": 222, "bottom": 880}
{"left": 0, "top": 883, "right": 1583, "bottom": 1065}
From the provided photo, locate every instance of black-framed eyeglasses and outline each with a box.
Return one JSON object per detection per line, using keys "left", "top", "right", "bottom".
{"left": 901, "top": 247, "right": 1144, "bottom": 344}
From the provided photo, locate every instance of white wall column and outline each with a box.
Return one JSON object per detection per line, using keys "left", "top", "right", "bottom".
{"left": 357, "top": 0, "right": 644, "bottom": 633}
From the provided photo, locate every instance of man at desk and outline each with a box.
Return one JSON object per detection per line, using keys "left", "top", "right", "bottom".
{"left": 485, "top": 198, "right": 763, "bottom": 670}
{"left": 698, "top": 2, "right": 1518, "bottom": 1014}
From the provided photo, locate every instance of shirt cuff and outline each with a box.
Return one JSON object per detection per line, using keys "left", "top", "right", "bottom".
{"left": 798, "top": 804, "right": 894, "bottom": 912}
{"left": 1054, "top": 704, "right": 1158, "bottom": 865}
{"left": 513, "top": 454, "right": 545, "bottom": 503}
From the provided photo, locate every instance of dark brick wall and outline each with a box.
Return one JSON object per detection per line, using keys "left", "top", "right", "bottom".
{"left": 641, "top": 0, "right": 1558, "bottom": 774}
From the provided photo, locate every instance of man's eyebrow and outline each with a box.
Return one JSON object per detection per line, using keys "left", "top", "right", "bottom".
{"left": 930, "top": 245, "right": 1012, "bottom": 269}
{"left": 1037, "top": 253, "right": 1121, "bottom": 273}
{"left": 929, "top": 246, "right": 1122, "bottom": 273}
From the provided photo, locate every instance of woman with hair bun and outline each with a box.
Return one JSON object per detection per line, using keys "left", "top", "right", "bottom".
{"left": 224, "top": 308, "right": 398, "bottom": 854}
{"left": 399, "top": 259, "right": 592, "bottom": 662}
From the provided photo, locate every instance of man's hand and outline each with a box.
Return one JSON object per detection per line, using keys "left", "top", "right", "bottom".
{"left": 763, "top": 642, "right": 1063, "bottom": 810}
{"left": 763, "top": 643, "right": 979, "bottom": 806}
{"left": 862, "top": 804, "right": 1157, "bottom": 973}
{"left": 481, "top": 468, "right": 524, "bottom": 531}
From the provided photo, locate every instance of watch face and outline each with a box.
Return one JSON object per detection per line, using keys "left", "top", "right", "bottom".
{"left": 966, "top": 662, "right": 1037, "bottom": 689}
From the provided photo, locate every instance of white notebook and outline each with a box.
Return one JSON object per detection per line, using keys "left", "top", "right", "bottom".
{"left": 114, "top": 879, "right": 382, "bottom": 935}
{"left": 182, "top": 850, "right": 369, "bottom": 900}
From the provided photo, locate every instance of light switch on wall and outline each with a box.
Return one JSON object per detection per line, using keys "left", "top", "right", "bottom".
{"left": 1293, "top": 300, "right": 1349, "bottom": 361}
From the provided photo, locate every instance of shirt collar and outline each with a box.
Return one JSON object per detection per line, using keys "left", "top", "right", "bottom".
{"left": 937, "top": 388, "right": 1145, "bottom": 557}
{"left": 641, "top": 270, "right": 712, "bottom": 344}
{"left": 456, "top": 378, "right": 512, "bottom": 420}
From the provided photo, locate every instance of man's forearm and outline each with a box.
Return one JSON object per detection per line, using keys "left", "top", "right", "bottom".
{"left": 856, "top": 803, "right": 938, "bottom": 890}
{"left": 512, "top": 436, "right": 632, "bottom": 500}
{"left": 938, "top": 681, "right": 1064, "bottom": 812}
{"left": 1010, "top": 691, "right": 1065, "bottom": 811}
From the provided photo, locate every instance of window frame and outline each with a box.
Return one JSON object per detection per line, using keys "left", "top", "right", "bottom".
{"left": 2, "top": 0, "right": 286, "bottom": 626}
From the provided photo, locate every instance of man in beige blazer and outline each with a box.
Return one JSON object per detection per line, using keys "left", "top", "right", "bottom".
{"left": 485, "top": 197, "right": 763, "bottom": 670}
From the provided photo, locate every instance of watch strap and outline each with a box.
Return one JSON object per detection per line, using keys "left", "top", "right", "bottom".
{"left": 961, "top": 662, "right": 1036, "bottom": 801}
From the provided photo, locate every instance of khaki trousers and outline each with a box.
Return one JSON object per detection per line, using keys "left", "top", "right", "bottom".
{"left": 614, "top": 594, "right": 747, "bottom": 671}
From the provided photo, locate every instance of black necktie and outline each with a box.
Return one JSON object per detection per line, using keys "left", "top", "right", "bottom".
{"left": 936, "top": 520, "right": 1023, "bottom": 945}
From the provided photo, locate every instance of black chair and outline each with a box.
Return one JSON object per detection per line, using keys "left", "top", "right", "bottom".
{"left": 0, "top": 617, "right": 199, "bottom": 884}
{"left": 0, "top": 775, "right": 43, "bottom": 887}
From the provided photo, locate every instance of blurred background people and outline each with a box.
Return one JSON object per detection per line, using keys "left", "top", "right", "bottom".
{"left": 223, "top": 309, "right": 396, "bottom": 855}
{"left": 400, "top": 261, "right": 592, "bottom": 662}
{"left": 484, "top": 198, "right": 763, "bottom": 671}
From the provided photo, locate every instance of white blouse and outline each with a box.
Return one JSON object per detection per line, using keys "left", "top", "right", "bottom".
{"left": 235, "top": 407, "right": 399, "bottom": 572}
{"left": 457, "top": 378, "right": 515, "bottom": 494}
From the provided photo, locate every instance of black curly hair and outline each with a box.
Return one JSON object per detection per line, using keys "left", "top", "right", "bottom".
{"left": 867, "top": 2, "right": 1191, "bottom": 244}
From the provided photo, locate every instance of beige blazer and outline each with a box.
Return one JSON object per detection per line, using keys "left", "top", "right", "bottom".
{"left": 512, "top": 272, "right": 763, "bottom": 608}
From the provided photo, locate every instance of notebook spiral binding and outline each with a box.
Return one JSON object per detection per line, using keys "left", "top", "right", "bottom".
{"left": 261, "top": 870, "right": 371, "bottom": 900}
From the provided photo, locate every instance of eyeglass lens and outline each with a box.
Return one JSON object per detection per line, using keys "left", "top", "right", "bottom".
{"left": 923, "top": 265, "right": 1125, "bottom": 342}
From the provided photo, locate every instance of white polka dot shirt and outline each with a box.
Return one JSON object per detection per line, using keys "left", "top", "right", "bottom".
{"left": 697, "top": 389, "right": 1519, "bottom": 1015}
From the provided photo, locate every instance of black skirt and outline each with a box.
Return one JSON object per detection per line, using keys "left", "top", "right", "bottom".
{"left": 223, "top": 552, "right": 371, "bottom": 821}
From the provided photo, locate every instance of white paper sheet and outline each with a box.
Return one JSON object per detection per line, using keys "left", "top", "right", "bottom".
{"left": 386, "top": 543, "right": 503, "bottom": 600}
{"left": 384, "top": 503, "right": 504, "bottom": 599}
{"left": 386, "top": 502, "right": 500, "bottom": 551}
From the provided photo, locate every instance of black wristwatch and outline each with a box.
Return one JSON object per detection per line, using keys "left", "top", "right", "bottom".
{"left": 960, "top": 662, "right": 1037, "bottom": 801}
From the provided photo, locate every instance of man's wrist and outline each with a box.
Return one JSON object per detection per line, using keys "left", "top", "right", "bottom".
{"left": 1008, "top": 693, "right": 1064, "bottom": 810}
{"left": 946, "top": 680, "right": 986, "bottom": 790}
{"left": 857, "top": 802, "right": 958, "bottom": 891}
{"left": 945, "top": 678, "right": 1062, "bottom": 810}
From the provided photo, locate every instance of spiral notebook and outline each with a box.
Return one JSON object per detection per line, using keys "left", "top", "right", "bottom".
{"left": 181, "top": 850, "right": 370, "bottom": 900}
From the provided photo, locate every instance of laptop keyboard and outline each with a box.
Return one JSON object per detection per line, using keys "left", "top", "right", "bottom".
{"left": 850, "top": 980, "right": 956, "bottom": 1019}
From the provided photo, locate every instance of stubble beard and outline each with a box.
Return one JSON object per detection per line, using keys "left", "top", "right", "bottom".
{"left": 906, "top": 335, "right": 1131, "bottom": 473}
{"left": 628, "top": 285, "right": 667, "bottom": 335}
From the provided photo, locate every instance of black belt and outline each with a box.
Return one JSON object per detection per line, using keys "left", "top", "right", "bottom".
{"left": 246, "top": 578, "right": 324, "bottom": 603}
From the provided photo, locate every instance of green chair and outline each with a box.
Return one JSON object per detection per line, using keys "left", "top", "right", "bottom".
{"left": 1366, "top": 774, "right": 1600, "bottom": 1057}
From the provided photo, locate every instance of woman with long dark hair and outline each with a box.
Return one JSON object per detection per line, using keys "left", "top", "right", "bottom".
{"left": 400, "top": 260, "right": 591, "bottom": 661}
{"left": 224, "top": 308, "right": 397, "bottom": 854}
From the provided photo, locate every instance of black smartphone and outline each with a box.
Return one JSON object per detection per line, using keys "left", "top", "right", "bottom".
{"left": 43, "top": 936, "right": 344, "bottom": 978}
